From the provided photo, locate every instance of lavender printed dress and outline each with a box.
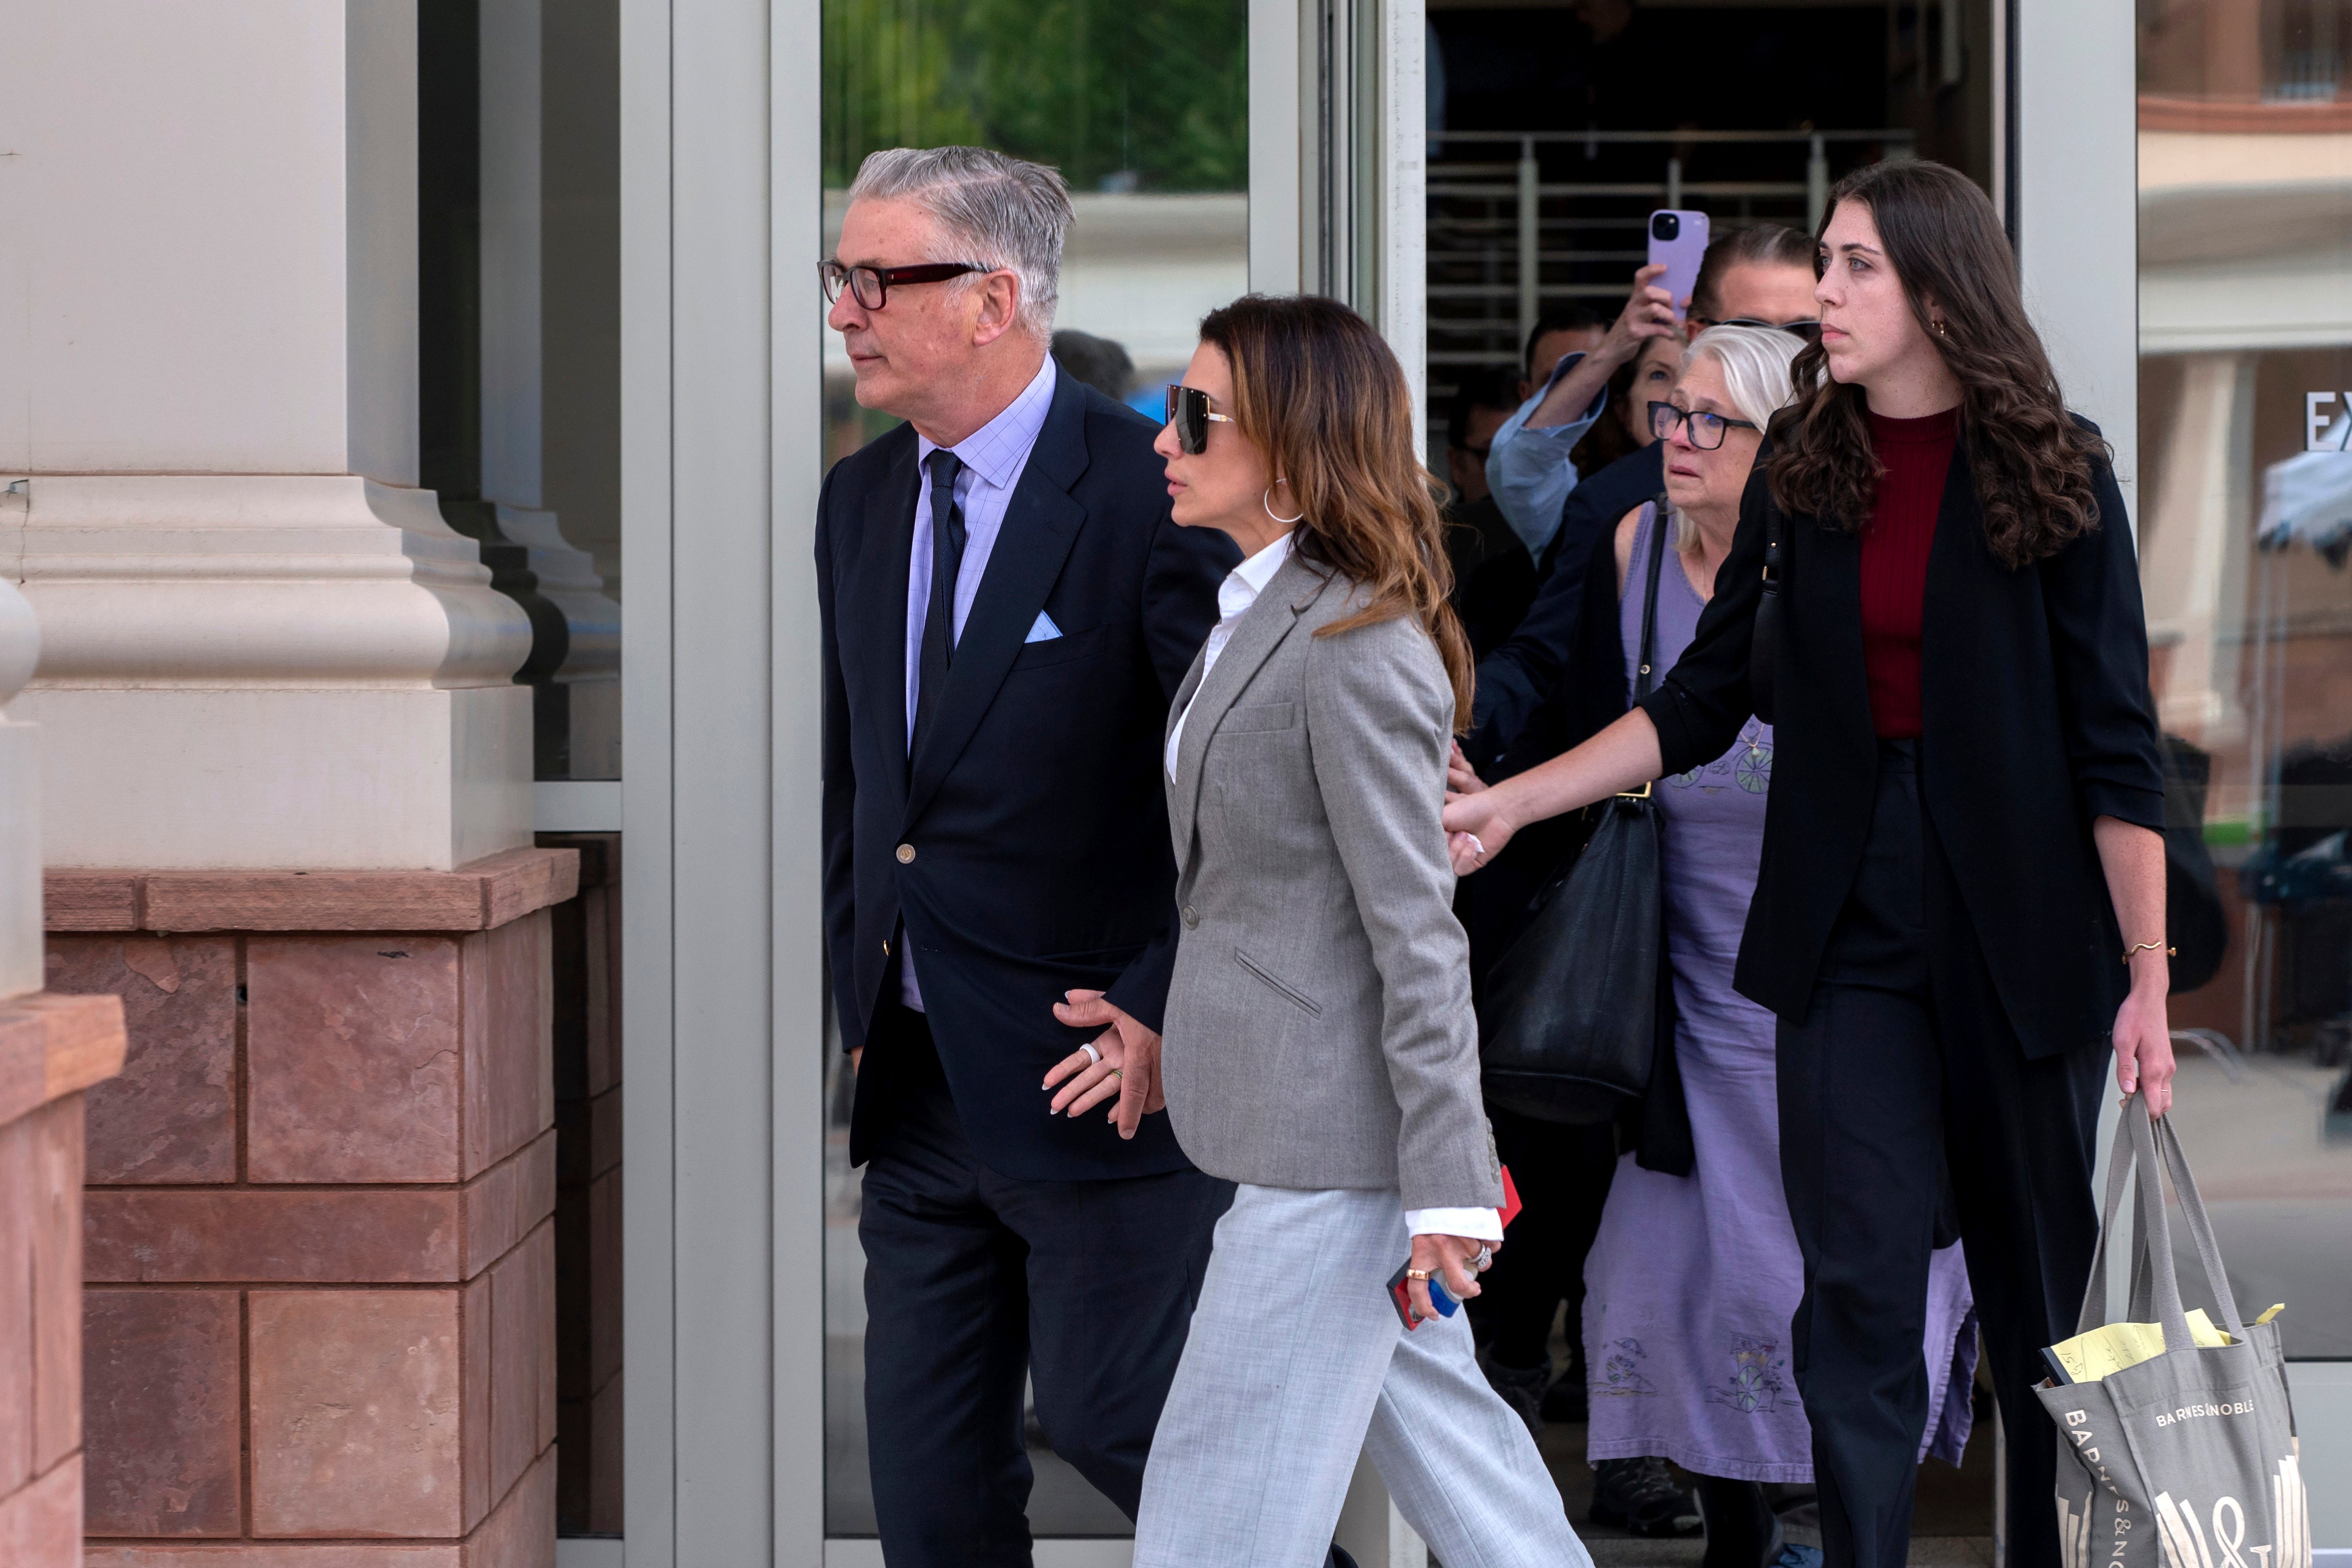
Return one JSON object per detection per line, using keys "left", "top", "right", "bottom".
{"left": 1581, "top": 504, "right": 1978, "bottom": 1482}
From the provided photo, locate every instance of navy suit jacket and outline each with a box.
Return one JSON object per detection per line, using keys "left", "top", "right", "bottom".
{"left": 817, "top": 369, "right": 1238, "bottom": 1180}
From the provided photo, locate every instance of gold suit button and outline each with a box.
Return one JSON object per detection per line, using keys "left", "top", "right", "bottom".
{"left": 895, "top": 843, "right": 916, "bottom": 864}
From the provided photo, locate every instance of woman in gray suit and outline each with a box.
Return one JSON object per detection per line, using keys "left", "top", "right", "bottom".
{"left": 1046, "top": 295, "right": 1590, "bottom": 1568}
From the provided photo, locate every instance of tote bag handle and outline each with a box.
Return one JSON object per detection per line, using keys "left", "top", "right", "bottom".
{"left": 2080, "top": 1096, "right": 2250, "bottom": 1355}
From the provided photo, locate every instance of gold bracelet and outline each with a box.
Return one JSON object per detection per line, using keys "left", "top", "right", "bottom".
{"left": 2122, "top": 941, "right": 2175, "bottom": 964}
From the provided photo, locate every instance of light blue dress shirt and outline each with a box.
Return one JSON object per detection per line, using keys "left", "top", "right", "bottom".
{"left": 1483, "top": 350, "right": 1609, "bottom": 558}
{"left": 899, "top": 355, "right": 1059, "bottom": 1010}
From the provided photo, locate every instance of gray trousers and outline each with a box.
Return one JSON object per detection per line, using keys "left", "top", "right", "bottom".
{"left": 1133, "top": 1184, "right": 1592, "bottom": 1568}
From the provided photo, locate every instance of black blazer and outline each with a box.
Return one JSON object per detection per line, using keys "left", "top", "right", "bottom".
{"left": 816, "top": 371, "right": 1236, "bottom": 1180}
{"left": 1638, "top": 423, "right": 2165, "bottom": 1059}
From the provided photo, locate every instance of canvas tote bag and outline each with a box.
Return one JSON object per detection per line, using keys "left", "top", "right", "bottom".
{"left": 2035, "top": 1099, "right": 2311, "bottom": 1568}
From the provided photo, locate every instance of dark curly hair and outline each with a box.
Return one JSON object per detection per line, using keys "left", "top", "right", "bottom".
{"left": 1766, "top": 160, "right": 2110, "bottom": 568}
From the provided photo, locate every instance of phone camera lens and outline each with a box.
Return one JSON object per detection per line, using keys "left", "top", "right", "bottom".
{"left": 1652, "top": 212, "right": 1679, "bottom": 241}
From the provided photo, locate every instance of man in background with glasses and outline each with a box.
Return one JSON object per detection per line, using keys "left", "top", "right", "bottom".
{"left": 816, "top": 145, "right": 1238, "bottom": 1568}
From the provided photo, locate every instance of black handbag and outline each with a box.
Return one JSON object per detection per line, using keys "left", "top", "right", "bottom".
{"left": 1476, "top": 504, "right": 1671, "bottom": 1125}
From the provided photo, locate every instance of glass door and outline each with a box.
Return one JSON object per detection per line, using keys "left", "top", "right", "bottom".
{"left": 2134, "top": 0, "right": 2352, "bottom": 1541}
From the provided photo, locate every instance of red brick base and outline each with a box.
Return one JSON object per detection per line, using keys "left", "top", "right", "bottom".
{"left": 0, "top": 990, "right": 129, "bottom": 1567}
{"left": 51, "top": 850, "right": 574, "bottom": 1563}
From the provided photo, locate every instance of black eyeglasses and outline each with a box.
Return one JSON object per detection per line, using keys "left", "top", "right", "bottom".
{"left": 819, "top": 260, "right": 990, "bottom": 309}
{"left": 1650, "top": 401, "right": 1760, "bottom": 450}
{"left": 1697, "top": 315, "right": 1822, "bottom": 342}
{"left": 1164, "top": 384, "right": 1237, "bottom": 454}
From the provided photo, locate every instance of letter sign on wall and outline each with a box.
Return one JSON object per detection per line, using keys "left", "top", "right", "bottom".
{"left": 2306, "top": 392, "right": 2352, "bottom": 452}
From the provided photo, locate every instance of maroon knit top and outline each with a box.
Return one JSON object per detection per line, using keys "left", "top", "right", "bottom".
{"left": 1856, "top": 407, "right": 1960, "bottom": 739}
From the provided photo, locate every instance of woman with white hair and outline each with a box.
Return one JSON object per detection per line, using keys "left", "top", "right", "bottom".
{"left": 1451, "top": 326, "right": 1976, "bottom": 1568}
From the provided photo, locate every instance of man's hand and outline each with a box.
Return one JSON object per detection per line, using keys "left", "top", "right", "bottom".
{"left": 1448, "top": 740, "right": 1487, "bottom": 797}
{"left": 1042, "top": 990, "right": 1165, "bottom": 1138}
{"left": 1403, "top": 1232, "right": 1491, "bottom": 1326}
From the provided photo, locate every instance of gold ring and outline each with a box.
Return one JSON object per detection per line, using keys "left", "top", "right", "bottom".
{"left": 1108, "top": 1068, "right": 1124, "bottom": 1081}
{"left": 1404, "top": 1268, "right": 1433, "bottom": 1281}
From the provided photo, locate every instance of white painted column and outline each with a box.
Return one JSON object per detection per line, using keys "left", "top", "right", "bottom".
{"left": 0, "top": 0, "right": 534, "bottom": 870}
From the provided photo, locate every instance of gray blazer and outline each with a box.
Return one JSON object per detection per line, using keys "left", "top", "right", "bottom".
{"left": 1159, "top": 551, "right": 1503, "bottom": 1212}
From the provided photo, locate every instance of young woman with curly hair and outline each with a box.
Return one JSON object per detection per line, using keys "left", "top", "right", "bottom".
{"left": 1444, "top": 160, "right": 2172, "bottom": 1568}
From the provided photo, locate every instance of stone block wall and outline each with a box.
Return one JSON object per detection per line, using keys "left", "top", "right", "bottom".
{"left": 0, "top": 990, "right": 128, "bottom": 1566}
{"left": 538, "top": 834, "right": 621, "bottom": 1537}
{"left": 47, "top": 849, "right": 576, "bottom": 1566}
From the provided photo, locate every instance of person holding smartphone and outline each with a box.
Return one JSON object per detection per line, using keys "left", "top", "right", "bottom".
{"left": 1444, "top": 161, "right": 2173, "bottom": 1568}
{"left": 1059, "top": 293, "right": 1589, "bottom": 1568}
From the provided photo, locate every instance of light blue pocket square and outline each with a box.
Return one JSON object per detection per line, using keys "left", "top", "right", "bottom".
{"left": 1025, "top": 611, "right": 1062, "bottom": 644}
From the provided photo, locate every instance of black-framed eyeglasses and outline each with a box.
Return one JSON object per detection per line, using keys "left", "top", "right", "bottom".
{"left": 1695, "top": 314, "right": 1822, "bottom": 342}
{"left": 1650, "top": 401, "right": 1760, "bottom": 450}
{"left": 819, "top": 260, "right": 990, "bottom": 309}
{"left": 1164, "top": 384, "right": 1238, "bottom": 455}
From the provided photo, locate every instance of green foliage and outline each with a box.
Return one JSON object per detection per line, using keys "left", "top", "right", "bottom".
{"left": 823, "top": 0, "right": 1248, "bottom": 193}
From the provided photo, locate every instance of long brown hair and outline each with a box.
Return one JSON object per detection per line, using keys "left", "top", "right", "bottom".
{"left": 1767, "top": 160, "right": 2109, "bottom": 568}
{"left": 1198, "top": 295, "right": 1474, "bottom": 726}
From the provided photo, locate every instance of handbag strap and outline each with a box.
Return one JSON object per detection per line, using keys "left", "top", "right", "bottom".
{"left": 1634, "top": 496, "right": 1673, "bottom": 701}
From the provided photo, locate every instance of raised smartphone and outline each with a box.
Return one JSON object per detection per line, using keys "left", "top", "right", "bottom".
{"left": 1647, "top": 209, "right": 1712, "bottom": 324}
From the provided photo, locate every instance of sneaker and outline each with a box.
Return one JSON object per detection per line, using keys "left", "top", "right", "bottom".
{"left": 1540, "top": 1367, "right": 1588, "bottom": 1424}
{"left": 1479, "top": 1355, "right": 1550, "bottom": 1438}
{"left": 1590, "top": 1456, "right": 1703, "bottom": 1537}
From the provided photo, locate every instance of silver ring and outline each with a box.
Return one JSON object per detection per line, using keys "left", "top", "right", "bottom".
{"left": 1081, "top": 1041, "right": 1102, "bottom": 1066}
{"left": 1471, "top": 1245, "right": 1493, "bottom": 1272}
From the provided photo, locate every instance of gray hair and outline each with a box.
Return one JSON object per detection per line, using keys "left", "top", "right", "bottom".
{"left": 1664, "top": 325, "right": 1801, "bottom": 549}
{"left": 848, "top": 146, "right": 1073, "bottom": 338}
{"left": 1685, "top": 324, "right": 1801, "bottom": 432}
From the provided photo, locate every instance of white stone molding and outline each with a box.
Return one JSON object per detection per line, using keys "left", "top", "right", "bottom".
{"left": 6, "top": 475, "right": 533, "bottom": 870}
{"left": 496, "top": 505, "right": 621, "bottom": 686}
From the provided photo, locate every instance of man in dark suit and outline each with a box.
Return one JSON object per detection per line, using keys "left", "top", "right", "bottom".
{"left": 816, "top": 146, "right": 1238, "bottom": 1568}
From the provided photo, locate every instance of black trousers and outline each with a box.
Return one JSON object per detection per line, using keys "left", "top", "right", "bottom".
{"left": 858, "top": 1007, "right": 1231, "bottom": 1568}
{"left": 1777, "top": 742, "right": 2106, "bottom": 1568}
{"left": 1466, "top": 1107, "right": 1617, "bottom": 1371}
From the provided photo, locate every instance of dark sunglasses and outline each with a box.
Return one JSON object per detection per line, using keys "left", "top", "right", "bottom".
{"left": 1650, "top": 401, "right": 1761, "bottom": 450}
{"left": 1164, "top": 384, "right": 1238, "bottom": 455}
{"left": 819, "top": 259, "right": 990, "bottom": 310}
{"left": 1699, "top": 315, "right": 1822, "bottom": 342}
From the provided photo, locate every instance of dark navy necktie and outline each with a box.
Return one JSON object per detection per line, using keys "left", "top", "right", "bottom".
{"left": 912, "top": 448, "right": 966, "bottom": 753}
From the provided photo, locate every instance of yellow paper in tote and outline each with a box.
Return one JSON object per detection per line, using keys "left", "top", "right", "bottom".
{"left": 2048, "top": 1303, "right": 2286, "bottom": 1384}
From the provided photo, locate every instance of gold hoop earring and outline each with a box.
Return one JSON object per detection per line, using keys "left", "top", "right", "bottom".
{"left": 1263, "top": 482, "right": 1305, "bottom": 526}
